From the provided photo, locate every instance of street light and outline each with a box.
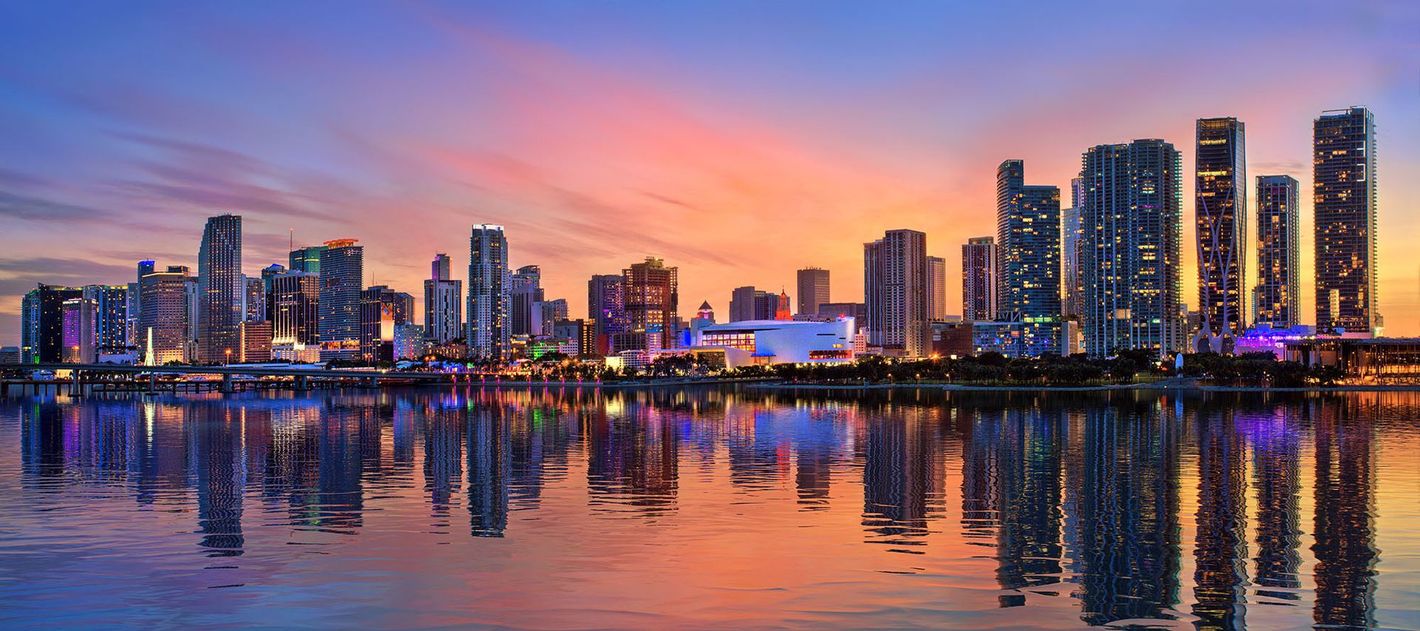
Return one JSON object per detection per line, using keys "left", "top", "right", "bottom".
{"left": 224, "top": 348, "right": 232, "bottom": 365}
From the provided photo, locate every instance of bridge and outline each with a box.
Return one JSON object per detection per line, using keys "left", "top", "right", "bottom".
{"left": 4, "top": 362, "right": 461, "bottom": 396}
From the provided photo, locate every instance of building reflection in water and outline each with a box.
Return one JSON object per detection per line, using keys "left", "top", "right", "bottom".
{"left": 8, "top": 388, "right": 1402, "bottom": 626}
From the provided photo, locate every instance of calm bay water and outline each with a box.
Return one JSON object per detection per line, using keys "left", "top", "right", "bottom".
{"left": 0, "top": 388, "right": 1417, "bottom": 629}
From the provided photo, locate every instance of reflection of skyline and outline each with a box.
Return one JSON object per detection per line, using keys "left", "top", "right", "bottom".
{"left": 5, "top": 389, "right": 1402, "bottom": 626}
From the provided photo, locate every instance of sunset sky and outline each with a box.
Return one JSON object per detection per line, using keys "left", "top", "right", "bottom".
{"left": 1, "top": 1, "right": 1416, "bottom": 343}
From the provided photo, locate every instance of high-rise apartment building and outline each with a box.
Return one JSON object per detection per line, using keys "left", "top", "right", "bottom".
{"left": 467, "top": 224, "right": 510, "bottom": 360}
{"left": 864, "top": 229, "right": 928, "bottom": 357}
{"left": 424, "top": 253, "right": 463, "bottom": 345}
{"left": 318, "top": 239, "right": 364, "bottom": 360}
{"left": 510, "top": 265, "right": 544, "bottom": 336}
{"left": 1080, "top": 139, "right": 1184, "bottom": 357}
{"left": 996, "top": 160, "right": 1061, "bottom": 356}
{"left": 197, "top": 214, "right": 242, "bottom": 363}
{"left": 926, "top": 256, "right": 947, "bottom": 321}
{"left": 961, "top": 236, "right": 998, "bottom": 322}
{"left": 622, "top": 257, "right": 678, "bottom": 351}
{"left": 140, "top": 266, "right": 191, "bottom": 365}
{"left": 1195, "top": 117, "right": 1248, "bottom": 348}
{"left": 61, "top": 297, "right": 97, "bottom": 363}
{"left": 86, "top": 284, "right": 129, "bottom": 354}
{"left": 1314, "top": 107, "right": 1380, "bottom": 335}
{"left": 588, "top": 274, "right": 625, "bottom": 355}
{"left": 271, "top": 271, "right": 320, "bottom": 347}
{"left": 1061, "top": 177, "right": 1086, "bottom": 320}
{"left": 21, "top": 284, "right": 83, "bottom": 364}
{"left": 796, "top": 268, "right": 830, "bottom": 316}
{"left": 1254, "top": 175, "right": 1300, "bottom": 329}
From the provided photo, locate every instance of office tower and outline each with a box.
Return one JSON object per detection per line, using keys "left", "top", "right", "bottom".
{"left": 729, "top": 286, "right": 757, "bottom": 322}
{"left": 61, "top": 297, "right": 97, "bottom": 363}
{"left": 260, "top": 263, "right": 286, "bottom": 323}
{"left": 360, "top": 285, "right": 410, "bottom": 362}
{"left": 196, "top": 214, "right": 242, "bottom": 363}
{"left": 510, "top": 265, "right": 544, "bottom": 336}
{"left": 21, "top": 284, "right": 83, "bottom": 364}
{"left": 85, "top": 284, "right": 128, "bottom": 354}
{"left": 20, "top": 290, "right": 37, "bottom": 363}
{"left": 238, "top": 321, "right": 272, "bottom": 363}
{"left": 926, "top": 256, "right": 947, "bottom": 321}
{"left": 288, "top": 245, "right": 326, "bottom": 274}
{"left": 1081, "top": 139, "right": 1184, "bottom": 357}
{"left": 540, "top": 298, "right": 568, "bottom": 334}
{"left": 1314, "top": 107, "right": 1379, "bottom": 335}
{"left": 796, "top": 267, "right": 831, "bottom": 316}
{"left": 140, "top": 267, "right": 191, "bottom": 365}
{"left": 318, "top": 239, "right": 364, "bottom": 360}
{"left": 243, "top": 276, "right": 265, "bottom": 322}
{"left": 1255, "top": 175, "right": 1301, "bottom": 328}
{"left": 1062, "top": 176, "right": 1087, "bottom": 320}
{"left": 961, "top": 236, "right": 997, "bottom": 322}
{"left": 184, "top": 275, "right": 200, "bottom": 357}
{"left": 1195, "top": 117, "right": 1249, "bottom": 348}
{"left": 424, "top": 253, "right": 463, "bottom": 344}
{"left": 131, "top": 260, "right": 155, "bottom": 328}
{"left": 588, "top": 273, "right": 625, "bottom": 354}
{"left": 996, "top": 160, "right": 1062, "bottom": 356}
{"left": 775, "top": 289, "right": 792, "bottom": 320}
{"left": 467, "top": 224, "right": 510, "bottom": 360}
{"left": 553, "top": 319, "right": 593, "bottom": 356}
{"left": 393, "top": 323, "right": 426, "bottom": 360}
{"left": 271, "top": 271, "right": 320, "bottom": 347}
{"left": 864, "top": 229, "right": 928, "bottom": 357}
{"left": 622, "top": 257, "right": 678, "bottom": 351}
{"left": 754, "top": 290, "right": 781, "bottom": 320}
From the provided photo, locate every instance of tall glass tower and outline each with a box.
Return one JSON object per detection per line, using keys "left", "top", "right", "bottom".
{"left": 197, "top": 214, "right": 242, "bottom": 363}
{"left": 318, "top": 239, "right": 363, "bottom": 360}
{"left": 467, "top": 224, "right": 510, "bottom": 360}
{"left": 1195, "top": 117, "right": 1248, "bottom": 349}
{"left": 995, "top": 160, "right": 1061, "bottom": 356}
{"left": 1254, "top": 175, "right": 1300, "bottom": 329}
{"left": 1314, "top": 107, "right": 1379, "bottom": 335}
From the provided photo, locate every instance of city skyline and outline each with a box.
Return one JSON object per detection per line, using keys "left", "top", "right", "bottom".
{"left": 1, "top": 3, "right": 1416, "bottom": 344}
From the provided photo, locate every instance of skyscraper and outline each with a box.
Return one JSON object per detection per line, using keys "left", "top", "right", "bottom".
{"left": 1080, "top": 139, "right": 1184, "bottom": 357}
{"left": 243, "top": 276, "right": 265, "bottom": 322}
{"left": 1195, "top": 117, "right": 1248, "bottom": 349}
{"left": 1255, "top": 175, "right": 1301, "bottom": 329}
{"left": 796, "top": 267, "right": 830, "bottom": 316}
{"left": 729, "top": 286, "right": 757, "bottom": 322}
{"left": 510, "top": 265, "right": 544, "bottom": 336}
{"left": 588, "top": 273, "right": 625, "bottom": 355}
{"left": 197, "top": 214, "right": 242, "bottom": 363}
{"left": 61, "top": 297, "right": 97, "bottom": 363}
{"left": 622, "top": 257, "right": 678, "bottom": 350}
{"left": 260, "top": 263, "right": 286, "bottom": 324}
{"left": 962, "top": 237, "right": 997, "bottom": 322}
{"left": 774, "top": 288, "right": 792, "bottom": 321}
{"left": 1314, "top": 107, "right": 1379, "bottom": 335}
{"left": 271, "top": 271, "right": 320, "bottom": 347}
{"left": 87, "top": 284, "right": 129, "bottom": 354}
{"left": 22, "top": 284, "right": 83, "bottom": 364}
{"left": 288, "top": 245, "right": 327, "bottom": 274}
{"left": 318, "top": 239, "right": 364, "bottom": 360}
{"left": 424, "top": 253, "right": 463, "bottom": 345}
{"left": 996, "top": 160, "right": 1061, "bottom": 356}
{"left": 864, "top": 229, "right": 928, "bottom": 357}
{"left": 926, "top": 256, "right": 947, "bottom": 321}
{"left": 140, "top": 266, "right": 191, "bottom": 365}
{"left": 467, "top": 224, "right": 510, "bottom": 360}
{"left": 361, "top": 285, "right": 411, "bottom": 362}
{"left": 1061, "top": 177, "right": 1086, "bottom": 320}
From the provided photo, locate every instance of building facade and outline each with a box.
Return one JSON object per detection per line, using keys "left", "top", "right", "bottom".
{"left": 510, "top": 264, "right": 544, "bottom": 336}
{"left": 995, "top": 160, "right": 1061, "bottom": 356}
{"left": 961, "top": 236, "right": 997, "bottom": 322}
{"left": 1195, "top": 117, "right": 1249, "bottom": 349}
{"left": 467, "top": 224, "right": 510, "bottom": 360}
{"left": 622, "top": 257, "right": 678, "bottom": 351}
{"left": 1080, "top": 139, "right": 1184, "bottom": 357}
{"left": 865, "top": 229, "right": 928, "bottom": 357}
{"left": 288, "top": 245, "right": 326, "bottom": 274}
{"left": 1255, "top": 175, "right": 1301, "bottom": 329}
{"left": 1061, "top": 176, "right": 1086, "bottom": 320}
{"left": 140, "top": 267, "right": 191, "bottom": 365}
{"left": 796, "top": 267, "right": 830, "bottom": 317}
{"left": 588, "top": 274, "right": 625, "bottom": 355}
{"left": 196, "top": 214, "right": 243, "bottom": 363}
{"left": 61, "top": 297, "right": 98, "bottom": 363}
{"left": 87, "top": 284, "right": 129, "bottom": 354}
{"left": 271, "top": 271, "right": 320, "bottom": 348}
{"left": 926, "top": 256, "right": 947, "bottom": 321}
{"left": 424, "top": 253, "right": 463, "bottom": 345}
{"left": 1314, "top": 107, "right": 1380, "bottom": 335}
{"left": 318, "top": 239, "right": 364, "bottom": 360}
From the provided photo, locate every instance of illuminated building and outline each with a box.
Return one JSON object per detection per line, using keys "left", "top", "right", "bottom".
{"left": 1254, "top": 175, "right": 1300, "bottom": 328}
{"left": 927, "top": 256, "right": 947, "bottom": 321}
{"left": 622, "top": 257, "right": 678, "bottom": 351}
{"left": 690, "top": 318, "right": 854, "bottom": 368}
{"left": 318, "top": 239, "right": 364, "bottom": 360}
{"left": 553, "top": 318, "right": 594, "bottom": 356}
{"left": 243, "top": 276, "right": 265, "bottom": 322}
{"left": 510, "top": 264, "right": 544, "bottom": 336}
{"left": 796, "top": 267, "right": 830, "bottom": 316}
{"left": 774, "top": 288, "right": 791, "bottom": 320}
{"left": 467, "top": 224, "right": 510, "bottom": 360}
{"left": 271, "top": 271, "right": 319, "bottom": 348}
{"left": 961, "top": 236, "right": 997, "bottom": 322}
{"left": 1314, "top": 107, "right": 1380, "bottom": 335}
{"left": 1062, "top": 177, "right": 1085, "bottom": 319}
{"left": 996, "top": 160, "right": 1061, "bottom": 356}
{"left": 424, "top": 253, "right": 463, "bottom": 345}
{"left": 1195, "top": 117, "right": 1248, "bottom": 350}
{"left": 196, "top": 214, "right": 243, "bottom": 363}
{"left": 361, "top": 285, "right": 413, "bottom": 362}
{"left": 393, "top": 323, "right": 426, "bottom": 360}
{"left": 61, "top": 297, "right": 97, "bottom": 363}
{"left": 22, "top": 284, "right": 83, "bottom": 364}
{"left": 539, "top": 298, "right": 568, "bottom": 334}
{"left": 260, "top": 263, "right": 285, "bottom": 322}
{"left": 1081, "top": 139, "right": 1184, "bottom": 357}
{"left": 238, "top": 320, "right": 272, "bottom": 363}
{"left": 140, "top": 266, "right": 191, "bottom": 365}
{"left": 588, "top": 274, "right": 625, "bottom": 355}
{"left": 287, "top": 244, "right": 326, "bottom": 274}
{"left": 85, "top": 284, "right": 129, "bottom": 354}
{"left": 865, "top": 229, "right": 929, "bottom": 357}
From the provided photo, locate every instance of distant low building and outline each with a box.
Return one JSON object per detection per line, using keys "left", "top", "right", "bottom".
{"left": 971, "top": 321, "right": 1025, "bottom": 358}
{"left": 1285, "top": 337, "right": 1420, "bottom": 383}
{"left": 690, "top": 318, "right": 855, "bottom": 368}
{"left": 0, "top": 346, "right": 20, "bottom": 364}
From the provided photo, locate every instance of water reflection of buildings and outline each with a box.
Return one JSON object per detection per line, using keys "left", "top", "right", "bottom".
{"left": 5, "top": 389, "right": 1397, "bottom": 627}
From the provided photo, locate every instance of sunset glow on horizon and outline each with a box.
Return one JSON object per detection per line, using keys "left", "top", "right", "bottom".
{"left": 1, "top": 1, "right": 1416, "bottom": 341}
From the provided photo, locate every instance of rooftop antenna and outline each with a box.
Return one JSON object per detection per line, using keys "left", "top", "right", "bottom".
{"left": 288, "top": 228, "right": 294, "bottom": 253}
